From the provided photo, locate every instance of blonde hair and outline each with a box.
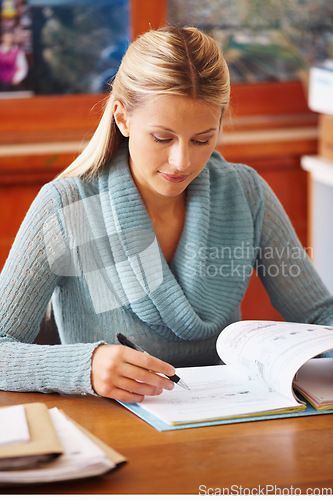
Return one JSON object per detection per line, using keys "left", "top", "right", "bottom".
{"left": 57, "top": 26, "right": 230, "bottom": 179}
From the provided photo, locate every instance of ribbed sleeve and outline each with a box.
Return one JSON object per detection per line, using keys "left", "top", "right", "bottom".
{"left": 0, "top": 341, "right": 103, "bottom": 395}
{"left": 255, "top": 177, "right": 333, "bottom": 325}
{"left": 0, "top": 183, "right": 105, "bottom": 395}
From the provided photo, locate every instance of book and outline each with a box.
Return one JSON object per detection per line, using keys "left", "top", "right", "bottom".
{"left": 119, "top": 320, "right": 333, "bottom": 430}
{"left": 0, "top": 404, "right": 126, "bottom": 484}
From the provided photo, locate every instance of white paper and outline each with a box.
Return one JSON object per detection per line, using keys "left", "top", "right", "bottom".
{"left": 0, "top": 405, "right": 30, "bottom": 445}
{"left": 216, "top": 321, "right": 333, "bottom": 397}
{"left": 139, "top": 364, "right": 301, "bottom": 425}
{"left": 0, "top": 407, "right": 115, "bottom": 484}
{"left": 309, "top": 65, "right": 333, "bottom": 114}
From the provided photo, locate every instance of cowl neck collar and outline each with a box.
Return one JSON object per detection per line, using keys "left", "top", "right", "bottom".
{"left": 96, "top": 143, "right": 251, "bottom": 341}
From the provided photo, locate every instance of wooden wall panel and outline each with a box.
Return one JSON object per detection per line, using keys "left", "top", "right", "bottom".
{"left": 0, "top": 186, "right": 41, "bottom": 266}
{"left": 130, "top": 0, "right": 167, "bottom": 39}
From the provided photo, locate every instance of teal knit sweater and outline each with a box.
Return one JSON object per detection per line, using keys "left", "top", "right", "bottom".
{"left": 1, "top": 144, "right": 333, "bottom": 396}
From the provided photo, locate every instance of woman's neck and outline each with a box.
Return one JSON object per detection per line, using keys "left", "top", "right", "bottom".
{"left": 142, "top": 189, "right": 186, "bottom": 223}
{"left": 137, "top": 188, "right": 187, "bottom": 264}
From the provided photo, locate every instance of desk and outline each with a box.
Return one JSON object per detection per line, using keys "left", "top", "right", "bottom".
{"left": 1, "top": 391, "right": 333, "bottom": 494}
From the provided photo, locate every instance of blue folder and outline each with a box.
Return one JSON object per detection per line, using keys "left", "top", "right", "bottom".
{"left": 118, "top": 398, "right": 333, "bottom": 432}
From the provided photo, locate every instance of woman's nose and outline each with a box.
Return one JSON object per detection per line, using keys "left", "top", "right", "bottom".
{"left": 168, "top": 142, "right": 191, "bottom": 171}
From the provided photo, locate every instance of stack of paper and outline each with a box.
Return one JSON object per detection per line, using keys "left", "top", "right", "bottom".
{"left": 0, "top": 403, "right": 63, "bottom": 471}
{"left": 0, "top": 403, "right": 126, "bottom": 484}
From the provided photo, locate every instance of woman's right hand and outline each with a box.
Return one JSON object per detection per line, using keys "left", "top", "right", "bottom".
{"left": 91, "top": 344, "right": 176, "bottom": 403}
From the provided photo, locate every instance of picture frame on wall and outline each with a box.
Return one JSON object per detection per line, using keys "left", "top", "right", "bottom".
{"left": 168, "top": 0, "right": 333, "bottom": 84}
{"left": 28, "top": 0, "right": 129, "bottom": 95}
{"left": 0, "top": 0, "right": 34, "bottom": 98}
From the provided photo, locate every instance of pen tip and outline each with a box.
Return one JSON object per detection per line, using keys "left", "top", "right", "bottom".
{"left": 178, "top": 379, "right": 191, "bottom": 391}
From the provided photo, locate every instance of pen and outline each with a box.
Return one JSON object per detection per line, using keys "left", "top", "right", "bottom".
{"left": 116, "top": 333, "right": 190, "bottom": 390}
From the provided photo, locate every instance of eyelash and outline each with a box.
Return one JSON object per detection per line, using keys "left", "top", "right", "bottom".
{"left": 153, "top": 137, "right": 209, "bottom": 146}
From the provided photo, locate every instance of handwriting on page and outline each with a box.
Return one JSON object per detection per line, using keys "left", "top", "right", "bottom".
{"left": 161, "top": 381, "right": 267, "bottom": 408}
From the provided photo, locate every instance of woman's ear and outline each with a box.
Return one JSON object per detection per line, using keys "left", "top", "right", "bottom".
{"left": 113, "top": 100, "right": 130, "bottom": 137}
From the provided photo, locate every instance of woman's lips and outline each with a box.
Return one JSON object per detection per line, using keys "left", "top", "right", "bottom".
{"left": 159, "top": 172, "right": 189, "bottom": 183}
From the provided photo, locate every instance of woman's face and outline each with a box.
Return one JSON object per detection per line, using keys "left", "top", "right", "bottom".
{"left": 1, "top": 32, "right": 15, "bottom": 48}
{"left": 114, "top": 94, "right": 221, "bottom": 202}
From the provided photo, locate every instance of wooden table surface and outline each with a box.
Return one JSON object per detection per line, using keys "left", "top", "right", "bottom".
{"left": 1, "top": 390, "right": 332, "bottom": 495}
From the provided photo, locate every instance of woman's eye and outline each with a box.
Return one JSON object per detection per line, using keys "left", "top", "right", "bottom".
{"left": 152, "top": 136, "right": 210, "bottom": 145}
{"left": 193, "top": 139, "right": 209, "bottom": 146}
{"left": 153, "top": 136, "right": 172, "bottom": 143}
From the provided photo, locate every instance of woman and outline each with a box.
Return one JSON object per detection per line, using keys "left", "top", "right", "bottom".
{"left": 1, "top": 26, "right": 332, "bottom": 403}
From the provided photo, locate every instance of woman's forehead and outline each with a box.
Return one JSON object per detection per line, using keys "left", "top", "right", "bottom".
{"left": 131, "top": 94, "right": 222, "bottom": 125}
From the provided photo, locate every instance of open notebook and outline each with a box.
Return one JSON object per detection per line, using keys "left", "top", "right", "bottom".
{"left": 119, "top": 320, "right": 333, "bottom": 431}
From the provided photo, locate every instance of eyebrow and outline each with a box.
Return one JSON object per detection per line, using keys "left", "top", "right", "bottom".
{"left": 152, "top": 126, "right": 217, "bottom": 136}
